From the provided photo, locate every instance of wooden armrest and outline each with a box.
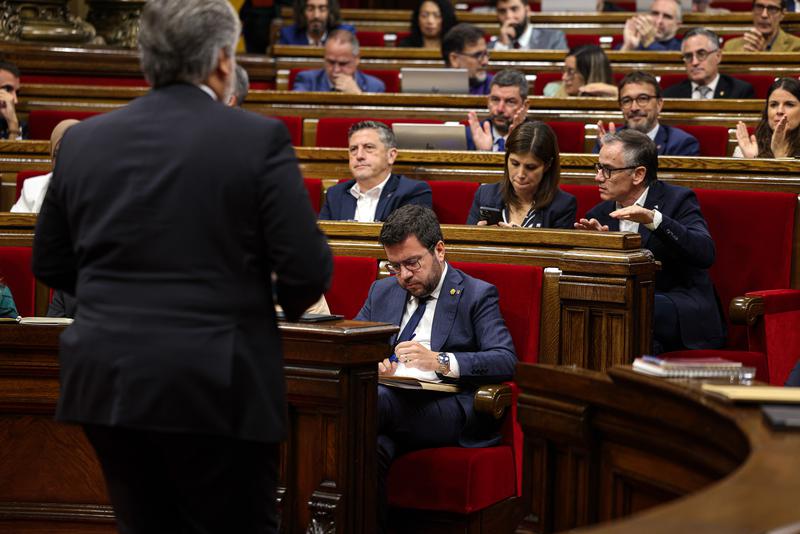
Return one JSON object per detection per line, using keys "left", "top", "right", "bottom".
{"left": 729, "top": 295, "right": 764, "bottom": 326}
{"left": 473, "top": 383, "right": 512, "bottom": 420}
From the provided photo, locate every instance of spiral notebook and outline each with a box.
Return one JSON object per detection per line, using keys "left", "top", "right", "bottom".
{"left": 632, "top": 356, "right": 755, "bottom": 379}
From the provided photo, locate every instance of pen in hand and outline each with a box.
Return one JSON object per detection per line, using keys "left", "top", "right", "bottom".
{"left": 389, "top": 333, "right": 415, "bottom": 363}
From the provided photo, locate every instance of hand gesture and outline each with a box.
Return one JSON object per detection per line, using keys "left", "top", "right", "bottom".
{"left": 0, "top": 90, "right": 19, "bottom": 132}
{"left": 634, "top": 15, "right": 656, "bottom": 48}
{"left": 499, "top": 20, "right": 517, "bottom": 46}
{"left": 468, "top": 110, "right": 494, "bottom": 151}
{"left": 735, "top": 121, "right": 758, "bottom": 158}
{"left": 609, "top": 205, "right": 654, "bottom": 225}
{"left": 596, "top": 120, "right": 617, "bottom": 146}
{"left": 332, "top": 75, "right": 362, "bottom": 94}
{"left": 579, "top": 82, "right": 618, "bottom": 98}
{"left": 574, "top": 218, "right": 609, "bottom": 231}
{"left": 742, "top": 28, "right": 766, "bottom": 52}
{"left": 394, "top": 341, "right": 438, "bottom": 372}
{"left": 379, "top": 357, "right": 399, "bottom": 376}
{"left": 508, "top": 100, "right": 529, "bottom": 135}
{"left": 621, "top": 17, "right": 641, "bottom": 50}
{"left": 771, "top": 115, "right": 791, "bottom": 157}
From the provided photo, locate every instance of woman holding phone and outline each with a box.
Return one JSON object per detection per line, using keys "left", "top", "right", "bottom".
{"left": 466, "top": 120, "right": 576, "bottom": 228}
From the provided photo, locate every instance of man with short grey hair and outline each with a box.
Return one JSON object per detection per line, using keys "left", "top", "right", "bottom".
{"left": 319, "top": 120, "right": 432, "bottom": 221}
{"left": 293, "top": 29, "right": 385, "bottom": 93}
{"left": 228, "top": 63, "right": 250, "bottom": 106}
{"left": 467, "top": 68, "right": 529, "bottom": 151}
{"left": 32, "top": 1, "right": 332, "bottom": 532}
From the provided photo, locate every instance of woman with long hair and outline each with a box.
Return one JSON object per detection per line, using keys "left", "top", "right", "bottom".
{"left": 397, "top": 0, "right": 458, "bottom": 49}
{"left": 544, "top": 44, "right": 617, "bottom": 98}
{"left": 467, "top": 120, "right": 577, "bottom": 228}
{"left": 735, "top": 77, "right": 800, "bottom": 158}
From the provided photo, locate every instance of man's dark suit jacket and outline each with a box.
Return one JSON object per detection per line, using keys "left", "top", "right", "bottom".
{"left": 466, "top": 183, "right": 577, "bottom": 228}
{"left": 663, "top": 74, "right": 755, "bottom": 99}
{"left": 355, "top": 265, "right": 517, "bottom": 447}
{"left": 278, "top": 23, "right": 356, "bottom": 45}
{"left": 32, "top": 83, "right": 332, "bottom": 444}
{"left": 593, "top": 124, "right": 700, "bottom": 156}
{"left": 585, "top": 180, "right": 725, "bottom": 349}
{"left": 318, "top": 174, "right": 432, "bottom": 221}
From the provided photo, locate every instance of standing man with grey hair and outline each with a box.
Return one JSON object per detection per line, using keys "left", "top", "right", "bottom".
{"left": 466, "top": 68, "right": 529, "bottom": 151}
{"left": 32, "top": 1, "right": 332, "bottom": 532}
{"left": 575, "top": 129, "right": 725, "bottom": 353}
{"left": 319, "top": 120, "right": 432, "bottom": 221}
{"left": 663, "top": 28, "right": 755, "bottom": 99}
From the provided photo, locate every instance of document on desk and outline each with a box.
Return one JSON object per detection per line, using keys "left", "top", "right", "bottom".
{"left": 379, "top": 376, "right": 461, "bottom": 393}
{"left": 702, "top": 384, "right": 800, "bottom": 403}
{"left": 18, "top": 317, "right": 73, "bottom": 325}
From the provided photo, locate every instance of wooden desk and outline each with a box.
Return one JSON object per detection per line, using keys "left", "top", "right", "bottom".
{"left": 0, "top": 320, "right": 396, "bottom": 534}
{"left": 515, "top": 364, "right": 800, "bottom": 534}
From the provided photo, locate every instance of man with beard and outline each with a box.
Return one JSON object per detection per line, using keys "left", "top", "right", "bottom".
{"left": 723, "top": 0, "right": 800, "bottom": 52}
{"left": 441, "top": 23, "right": 493, "bottom": 95}
{"left": 594, "top": 71, "right": 700, "bottom": 156}
{"left": 489, "top": 0, "right": 567, "bottom": 51}
{"left": 664, "top": 28, "right": 754, "bottom": 99}
{"left": 576, "top": 130, "right": 725, "bottom": 354}
{"left": 278, "top": 0, "right": 355, "bottom": 46}
{"left": 619, "top": 0, "right": 683, "bottom": 51}
{"left": 465, "top": 69, "right": 529, "bottom": 151}
{"left": 355, "top": 204, "right": 516, "bottom": 532}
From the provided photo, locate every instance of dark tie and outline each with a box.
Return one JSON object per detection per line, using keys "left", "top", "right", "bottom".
{"left": 495, "top": 137, "right": 505, "bottom": 152}
{"left": 513, "top": 41, "right": 521, "bottom": 49}
{"left": 396, "top": 296, "right": 430, "bottom": 343}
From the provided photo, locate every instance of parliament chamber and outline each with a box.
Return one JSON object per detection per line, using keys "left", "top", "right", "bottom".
{"left": 2, "top": 1, "right": 800, "bottom": 532}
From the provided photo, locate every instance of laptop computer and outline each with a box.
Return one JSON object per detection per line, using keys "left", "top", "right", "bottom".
{"left": 400, "top": 68, "right": 470, "bottom": 95}
{"left": 392, "top": 123, "right": 467, "bottom": 151}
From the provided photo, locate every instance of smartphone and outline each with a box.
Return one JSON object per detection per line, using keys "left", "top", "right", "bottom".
{"left": 479, "top": 206, "right": 502, "bottom": 226}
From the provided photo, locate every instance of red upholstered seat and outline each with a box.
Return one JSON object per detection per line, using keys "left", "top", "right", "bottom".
{"left": 660, "top": 189, "right": 797, "bottom": 384}
{"left": 324, "top": 256, "right": 378, "bottom": 319}
{"left": 736, "top": 74, "right": 781, "bottom": 99}
{"left": 21, "top": 75, "right": 149, "bottom": 87}
{"left": 0, "top": 247, "right": 35, "bottom": 317}
{"left": 315, "top": 117, "right": 442, "bottom": 147}
{"left": 289, "top": 68, "right": 400, "bottom": 93}
{"left": 388, "top": 262, "right": 543, "bottom": 524}
{"left": 428, "top": 181, "right": 480, "bottom": 224}
{"left": 15, "top": 170, "right": 48, "bottom": 201}
{"left": 561, "top": 183, "right": 602, "bottom": 221}
{"left": 303, "top": 178, "right": 323, "bottom": 213}
{"left": 677, "top": 124, "right": 729, "bottom": 157}
{"left": 355, "top": 30, "right": 387, "bottom": 47}
{"left": 547, "top": 121, "right": 585, "bottom": 153}
{"left": 274, "top": 115, "right": 303, "bottom": 146}
{"left": 27, "top": 110, "right": 101, "bottom": 140}
{"left": 565, "top": 34, "right": 623, "bottom": 49}
{"left": 532, "top": 72, "right": 561, "bottom": 95}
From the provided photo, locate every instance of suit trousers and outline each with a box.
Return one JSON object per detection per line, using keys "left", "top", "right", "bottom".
{"left": 84, "top": 424, "right": 280, "bottom": 534}
{"left": 653, "top": 292, "right": 682, "bottom": 354}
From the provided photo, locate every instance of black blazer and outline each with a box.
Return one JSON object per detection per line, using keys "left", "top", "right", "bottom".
{"left": 318, "top": 173, "right": 432, "bottom": 221}
{"left": 585, "top": 180, "right": 726, "bottom": 350}
{"left": 663, "top": 74, "right": 755, "bottom": 99}
{"left": 466, "top": 182, "right": 577, "bottom": 228}
{"left": 32, "top": 83, "right": 332, "bottom": 443}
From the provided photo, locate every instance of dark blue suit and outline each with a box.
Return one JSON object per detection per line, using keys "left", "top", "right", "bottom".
{"left": 292, "top": 68, "right": 385, "bottom": 93}
{"left": 466, "top": 183, "right": 577, "bottom": 227}
{"left": 615, "top": 36, "right": 681, "bottom": 51}
{"left": 585, "top": 180, "right": 726, "bottom": 351}
{"left": 593, "top": 124, "right": 700, "bottom": 156}
{"left": 318, "top": 174, "right": 432, "bottom": 221}
{"left": 277, "top": 23, "right": 356, "bottom": 45}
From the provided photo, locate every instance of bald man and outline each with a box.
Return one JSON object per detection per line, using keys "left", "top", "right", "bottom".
{"left": 11, "top": 119, "right": 80, "bottom": 213}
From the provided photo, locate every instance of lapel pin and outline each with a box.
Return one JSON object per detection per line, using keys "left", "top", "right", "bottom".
{"left": 449, "top": 288, "right": 456, "bottom": 295}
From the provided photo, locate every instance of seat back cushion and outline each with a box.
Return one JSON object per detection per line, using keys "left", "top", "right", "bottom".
{"left": 561, "top": 184, "right": 602, "bottom": 221}
{"left": 547, "top": 121, "right": 585, "bottom": 154}
{"left": 0, "top": 247, "right": 35, "bottom": 317}
{"left": 325, "top": 256, "right": 378, "bottom": 319}
{"left": 677, "top": 124, "right": 729, "bottom": 157}
{"left": 316, "top": 117, "right": 442, "bottom": 147}
{"left": 27, "top": 110, "right": 101, "bottom": 140}
{"left": 428, "top": 181, "right": 480, "bottom": 224}
{"left": 303, "top": 178, "right": 323, "bottom": 214}
{"left": 275, "top": 115, "right": 303, "bottom": 146}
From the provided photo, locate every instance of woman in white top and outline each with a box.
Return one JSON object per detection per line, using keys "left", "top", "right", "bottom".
{"left": 734, "top": 77, "right": 800, "bottom": 158}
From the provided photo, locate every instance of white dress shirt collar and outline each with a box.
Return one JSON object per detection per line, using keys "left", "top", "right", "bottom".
{"left": 691, "top": 74, "right": 720, "bottom": 99}
{"left": 197, "top": 84, "right": 218, "bottom": 101}
{"left": 616, "top": 186, "right": 650, "bottom": 233}
{"left": 349, "top": 172, "right": 392, "bottom": 222}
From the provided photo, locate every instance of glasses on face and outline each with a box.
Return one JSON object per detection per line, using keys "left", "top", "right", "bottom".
{"left": 456, "top": 49, "right": 489, "bottom": 61}
{"left": 594, "top": 162, "right": 639, "bottom": 180}
{"left": 752, "top": 2, "right": 781, "bottom": 14}
{"left": 386, "top": 257, "right": 424, "bottom": 275}
{"left": 619, "top": 93, "right": 657, "bottom": 109}
{"left": 681, "top": 48, "right": 719, "bottom": 63}
{"left": 561, "top": 67, "right": 577, "bottom": 77}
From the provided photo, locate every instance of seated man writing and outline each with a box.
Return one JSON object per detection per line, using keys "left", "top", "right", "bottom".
{"left": 355, "top": 204, "right": 517, "bottom": 531}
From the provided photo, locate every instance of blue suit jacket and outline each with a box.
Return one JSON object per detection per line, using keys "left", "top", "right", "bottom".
{"left": 466, "top": 183, "right": 577, "bottom": 228}
{"left": 585, "top": 180, "right": 726, "bottom": 349}
{"left": 593, "top": 124, "right": 700, "bottom": 156}
{"left": 277, "top": 23, "right": 356, "bottom": 45}
{"left": 292, "top": 68, "right": 386, "bottom": 93}
{"left": 318, "top": 174, "right": 432, "bottom": 221}
{"left": 614, "top": 36, "right": 681, "bottom": 51}
{"left": 355, "top": 265, "right": 517, "bottom": 446}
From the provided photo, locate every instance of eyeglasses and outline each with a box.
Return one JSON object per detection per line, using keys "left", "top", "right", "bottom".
{"left": 386, "top": 257, "right": 424, "bottom": 275}
{"left": 752, "top": 2, "right": 782, "bottom": 14}
{"left": 594, "top": 162, "right": 639, "bottom": 180}
{"left": 561, "top": 67, "right": 577, "bottom": 77}
{"left": 456, "top": 49, "right": 489, "bottom": 61}
{"left": 619, "top": 94, "right": 657, "bottom": 108}
{"left": 680, "top": 48, "right": 719, "bottom": 63}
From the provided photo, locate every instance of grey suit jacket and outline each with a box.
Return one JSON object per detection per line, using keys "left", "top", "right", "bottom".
{"left": 489, "top": 26, "right": 567, "bottom": 50}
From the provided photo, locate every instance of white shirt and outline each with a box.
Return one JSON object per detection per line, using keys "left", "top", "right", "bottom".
{"left": 692, "top": 74, "right": 720, "bottom": 100}
{"left": 616, "top": 186, "right": 661, "bottom": 233}
{"left": 393, "top": 263, "right": 460, "bottom": 381}
{"left": 349, "top": 173, "right": 391, "bottom": 222}
{"left": 197, "top": 84, "right": 218, "bottom": 101}
{"left": 645, "top": 123, "right": 660, "bottom": 142}
{"left": 10, "top": 172, "right": 51, "bottom": 214}
{"left": 491, "top": 23, "right": 532, "bottom": 51}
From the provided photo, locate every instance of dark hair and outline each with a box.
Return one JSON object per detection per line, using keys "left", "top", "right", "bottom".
{"left": 441, "top": 23, "right": 485, "bottom": 66}
{"left": 502, "top": 121, "right": 561, "bottom": 211}
{"left": 602, "top": 129, "right": 658, "bottom": 185}
{"left": 753, "top": 0, "right": 786, "bottom": 9}
{"left": 681, "top": 27, "right": 721, "bottom": 49}
{"left": 294, "top": 0, "right": 342, "bottom": 32}
{"left": 755, "top": 77, "right": 800, "bottom": 158}
{"left": 400, "top": 0, "right": 458, "bottom": 48}
{"left": 490, "top": 68, "right": 528, "bottom": 99}
{"left": 347, "top": 120, "right": 397, "bottom": 149}
{"left": 569, "top": 44, "right": 613, "bottom": 85}
{"left": 380, "top": 205, "right": 443, "bottom": 249}
{"left": 0, "top": 61, "right": 20, "bottom": 79}
{"left": 618, "top": 70, "right": 662, "bottom": 99}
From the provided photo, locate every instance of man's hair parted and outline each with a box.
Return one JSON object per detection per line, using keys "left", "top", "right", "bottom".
{"left": 601, "top": 129, "right": 658, "bottom": 185}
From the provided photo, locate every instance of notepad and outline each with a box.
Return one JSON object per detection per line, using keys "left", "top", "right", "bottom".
{"left": 17, "top": 317, "right": 73, "bottom": 325}
{"left": 702, "top": 384, "right": 800, "bottom": 403}
{"left": 633, "top": 356, "right": 755, "bottom": 379}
